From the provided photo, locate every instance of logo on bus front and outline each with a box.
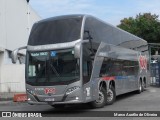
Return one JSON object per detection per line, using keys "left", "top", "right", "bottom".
{"left": 139, "top": 55, "right": 147, "bottom": 70}
{"left": 44, "top": 88, "right": 56, "bottom": 94}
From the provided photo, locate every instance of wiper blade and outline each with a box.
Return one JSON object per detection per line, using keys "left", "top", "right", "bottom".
{"left": 50, "top": 63, "right": 60, "bottom": 77}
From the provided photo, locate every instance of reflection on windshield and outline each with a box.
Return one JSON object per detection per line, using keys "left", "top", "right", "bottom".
{"left": 27, "top": 49, "right": 80, "bottom": 85}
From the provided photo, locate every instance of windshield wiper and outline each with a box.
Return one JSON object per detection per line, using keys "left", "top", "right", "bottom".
{"left": 50, "top": 63, "right": 60, "bottom": 77}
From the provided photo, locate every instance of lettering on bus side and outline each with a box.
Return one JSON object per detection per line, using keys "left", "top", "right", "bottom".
{"left": 139, "top": 54, "right": 147, "bottom": 72}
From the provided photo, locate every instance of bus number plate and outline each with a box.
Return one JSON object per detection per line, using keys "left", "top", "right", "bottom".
{"left": 44, "top": 98, "right": 55, "bottom": 101}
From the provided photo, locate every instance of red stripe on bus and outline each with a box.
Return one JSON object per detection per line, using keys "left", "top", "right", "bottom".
{"left": 102, "top": 76, "right": 115, "bottom": 81}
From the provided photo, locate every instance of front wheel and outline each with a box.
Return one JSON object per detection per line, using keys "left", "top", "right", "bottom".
{"left": 106, "top": 86, "right": 116, "bottom": 105}
{"left": 90, "top": 88, "right": 107, "bottom": 108}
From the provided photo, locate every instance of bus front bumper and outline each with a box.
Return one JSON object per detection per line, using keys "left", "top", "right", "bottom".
{"left": 28, "top": 100, "right": 83, "bottom": 105}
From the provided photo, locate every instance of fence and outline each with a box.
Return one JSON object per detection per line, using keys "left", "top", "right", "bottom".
{"left": 150, "top": 62, "right": 160, "bottom": 87}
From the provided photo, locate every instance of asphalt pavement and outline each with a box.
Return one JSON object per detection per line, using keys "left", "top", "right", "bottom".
{"left": 0, "top": 86, "right": 160, "bottom": 120}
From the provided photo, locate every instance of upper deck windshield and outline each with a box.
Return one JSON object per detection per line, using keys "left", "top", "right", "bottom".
{"left": 28, "top": 16, "right": 83, "bottom": 45}
{"left": 26, "top": 49, "right": 80, "bottom": 86}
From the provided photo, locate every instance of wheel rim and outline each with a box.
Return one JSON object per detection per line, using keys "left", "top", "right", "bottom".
{"left": 95, "top": 91, "right": 104, "bottom": 104}
{"left": 107, "top": 89, "right": 113, "bottom": 102}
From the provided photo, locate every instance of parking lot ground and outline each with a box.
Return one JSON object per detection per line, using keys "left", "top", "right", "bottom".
{"left": 0, "top": 86, "right": 160, "bottom": 119}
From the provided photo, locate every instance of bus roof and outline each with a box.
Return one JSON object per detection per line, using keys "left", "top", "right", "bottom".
{"left": 28, "top": 14, "right": 147, "bottom": 52}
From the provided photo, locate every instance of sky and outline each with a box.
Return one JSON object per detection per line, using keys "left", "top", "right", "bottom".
{"left": 29, "top": 0, "right": 160, "bottom": 26}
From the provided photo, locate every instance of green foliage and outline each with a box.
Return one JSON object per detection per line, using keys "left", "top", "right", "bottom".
{"left": 117, "top": 13, "right": 160, "bottom": 43}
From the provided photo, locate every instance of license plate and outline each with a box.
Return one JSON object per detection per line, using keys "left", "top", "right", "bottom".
{"left": 44, "top": 98, "right": 55, "bottom": 101}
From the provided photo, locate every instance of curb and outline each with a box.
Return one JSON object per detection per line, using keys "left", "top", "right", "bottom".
{"left": 0, "top": 100, "right": 13, "bottom": 105}
{"left": 0, "top": 100, "right": 28, "bottom": 105}
{"left": 0, "top": 97, "right": 13, "bottom": 101}
{"left": 0, "top": 93, "right": 27, "bottom": 102}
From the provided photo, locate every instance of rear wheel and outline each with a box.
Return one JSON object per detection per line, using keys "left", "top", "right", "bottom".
{"left": 106, "top": 86, "right": 116, "bottom": 105}
{"left": 90, "top": 88, "right": 107, "bottom": 108}
{"left": 137, "top": 80, "right": 142, "bottom": 94}
{"left": 142, "top": 80, "right": 145, "bottom": 91}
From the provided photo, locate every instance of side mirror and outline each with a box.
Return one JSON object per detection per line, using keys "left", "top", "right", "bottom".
{"left": 11, "top": 48, "right": 19, "bottom": 63}
{"left": 74, "top": 40, "right": 89, "bottom": 58}
{"left": 74, "top": 42, "right": 81, "bottom": 58}
{"left": 11, "top": 46, "right": 27, "bottom": 64}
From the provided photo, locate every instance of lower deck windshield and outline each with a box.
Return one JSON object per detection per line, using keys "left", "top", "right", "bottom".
{"left": 26, "top": 49, "right": 80, "bottom": 86}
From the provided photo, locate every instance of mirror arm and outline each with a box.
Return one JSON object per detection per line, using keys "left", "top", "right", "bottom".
{"left": 11, "top": 46, "right": 27, "bottom": 64}
{"left": 18, "top": 46, "right": 27, "bottom": 50}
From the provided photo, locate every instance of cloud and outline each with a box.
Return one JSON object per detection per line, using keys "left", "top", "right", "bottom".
{"left": 30, "top": 0, "right": 93, "bottom": 16}
{"left": 30, "top": 0, "right": 123, "bottom": 25}
{"left": 30, "top": 0, "right": 160, "bottom": 25}
{"left": 135, "top": 0, "right": 160, "bottom": 15}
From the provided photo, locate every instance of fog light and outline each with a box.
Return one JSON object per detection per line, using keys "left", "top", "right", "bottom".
{"left": 75, "top": 97, "right": 79, "bottom": 100}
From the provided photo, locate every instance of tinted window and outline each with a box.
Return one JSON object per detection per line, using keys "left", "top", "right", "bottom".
{"left": 83, "top": 17, "right": 148, "bottom": 52}
{"left": 83, "top": 17, "right": 98, "bottom": 41}
{"left": 82, "top": 44, "right": 93, "bottom": 84}
{"left": 28, "top": 17, "right": 82, "bottom": 45}
{"left": 83, "top": 17, "right": 114, "bottom": 44}
{"left": 100, "top": 58, "right": 139, "bottom": 77}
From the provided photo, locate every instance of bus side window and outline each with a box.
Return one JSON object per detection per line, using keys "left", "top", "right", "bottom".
{"left": 83, "top": 61, "right": 88, "bottom": 76}
{"left": 100, "top": 58, "right": 112, "bottom": 77}
{"left": 83, "top": 30, "right": 89, "bottom": 40}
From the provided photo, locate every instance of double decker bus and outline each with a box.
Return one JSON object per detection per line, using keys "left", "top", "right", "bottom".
{"left": 11, "top": 15, "right": 149, "bottom": 108}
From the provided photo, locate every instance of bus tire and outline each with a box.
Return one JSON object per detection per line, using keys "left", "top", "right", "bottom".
{"left": 90, "top": 88, "right": 107, "bottom": 108}
{"left": 51, "top": 104, "right": 65, "bottom": 109}
{"left": 106, "top": 86, "right": 116, "bottom": 105}
{"left": 142, "top": 80, "right": 145, "bottom": 91}
{"left": 137, "top": 80, "right": 142, "bottom": 94}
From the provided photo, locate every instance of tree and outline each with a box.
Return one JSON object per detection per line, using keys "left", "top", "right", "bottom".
{"left": 117, "top": 13, "right": 160, "bottom": 43}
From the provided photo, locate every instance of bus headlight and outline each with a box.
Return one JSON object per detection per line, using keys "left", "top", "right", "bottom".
{"left": 65, "top": 86, "right": 80, "bottom": 95}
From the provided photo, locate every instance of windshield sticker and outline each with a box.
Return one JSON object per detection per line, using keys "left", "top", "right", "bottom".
{"left": 51, "top": 51, "right": 57, "bottom": 57}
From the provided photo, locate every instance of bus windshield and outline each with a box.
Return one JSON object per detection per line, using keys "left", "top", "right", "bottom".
{"left": 26, "top": 49, "right": 80, "bottom": 86}
{"left": 28, "top": 17, "right": 82, "bottom": 45}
